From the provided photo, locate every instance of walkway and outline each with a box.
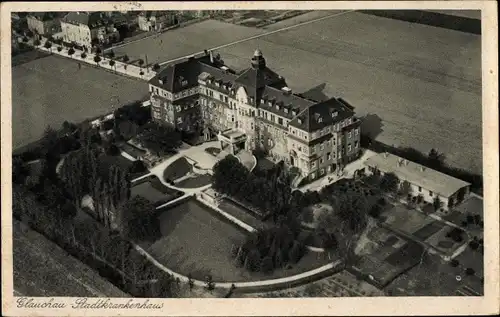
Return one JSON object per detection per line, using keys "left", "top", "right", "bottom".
{"left": 22, "top": 37, "right": 156, "bottom": 81}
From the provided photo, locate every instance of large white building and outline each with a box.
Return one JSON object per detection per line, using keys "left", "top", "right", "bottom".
{"left": 148, "top": 50, "right": 362, "bottom": 181}
{"left": 60, "top": 12, "right": 118, "bottom": 51}
{"left": 363, "top": 152, "right": 471, "bottom": 210}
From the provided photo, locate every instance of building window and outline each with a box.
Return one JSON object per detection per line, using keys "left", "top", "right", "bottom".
{"left": 355, "top": 128, "right": 359, "bottom": 136}
{"left": 177, "top": 117, "right": 183, "bottom": 124}
{"left": 311, "top": 161, "right": 316, "bottom": 168}
{"left": 320, "top": 144, "right": 324, "bottom": 150}
{"left": 348, "top": 144, "right": 352, "bottom": 152}
{"left": 320, "top": 158, "right": 323, "bottom": 164}
{"left": 355, "top": 141, "right": 359, "bottom": 148}
{"left": 429, "top": 191, "right": 433, "bottom": 197}
{"left": 419, "top": 186, "right": 422, "bottom": 192}
{"left": 327, "top": 153, "right": 331, "bottom": 160}
{"left": 348, "top": 131, "right": 352, "bottom": 138}
{"left": 278, "top": 117, "right": 283, "bottom": 125}
{"left": 320, "top": 169, "right": 325, "bottom": 175}
{"left": 224, "top": 96, "right": 228, "bottom": 103}
{"left": 176, "top": 106, "right": 181, "bottom": 112}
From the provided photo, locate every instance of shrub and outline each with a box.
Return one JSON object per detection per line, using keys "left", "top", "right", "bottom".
{"left": 106, "top": 143, "right": 120, "bottom": 156}
{"left": 469, "top": 240, "right": 480, "bottom": 250}
{"left": 369, "top": 204, "right": 382, "bottom": 218}
{"left": 449, "top": 259, "right": 459, "bottom": 267}
{"left": 465, "top": 268, "right": 475, "bottom": 276}
{"left": 139, "top": 71, "right": 144, "bottom": 75}
{"left": 81, "top": 52, "right": 87, "bottom": 59}
{"left": 377, "top": 197, "right": 386, "bottom": 206}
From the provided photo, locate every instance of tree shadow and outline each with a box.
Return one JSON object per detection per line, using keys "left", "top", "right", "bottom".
{"left": 298, "top": 83, "right": 329, "bottom": 102}
{"left": 360, "top": 113, "right": 384, "bottom": 140}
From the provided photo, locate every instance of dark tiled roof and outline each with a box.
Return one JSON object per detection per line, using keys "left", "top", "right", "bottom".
{"left": 234, "top": 67, "right": 286, "bottom": 99}
{"left": 63, "top": 12, "right": 111, "bottom": 28}
{"left": 289, "top": 97, "right": 354, "bottom": 131}
{"left": 258, "top": 86, "right": 314, "bottom": 119}
{"left": 149, "top": 55, "right": 219, "bottom": 93}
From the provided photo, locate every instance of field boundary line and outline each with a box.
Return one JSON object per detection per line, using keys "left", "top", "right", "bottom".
{"left": 159, "top": 10, "right": 356, "bottom": 66}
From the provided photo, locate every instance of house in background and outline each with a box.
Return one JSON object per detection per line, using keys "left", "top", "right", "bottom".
{"left": 137, "top": 11, "right": 177, "bottom": 32}
{"left": 363, "top": 152, "right": 471, "bottom": 210}
{"left": 61, "top": 11, "right": 119, "bottom": 51}
{"left": 27, "top": 12, "right": 62, "bottom": 36}
{"left": 148, "top": 49, "right": 362, "bottom": 181}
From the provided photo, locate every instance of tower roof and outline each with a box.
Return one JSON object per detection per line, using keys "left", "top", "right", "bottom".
{"left": 254, "top": 49, "right": 263, "bottom": 57}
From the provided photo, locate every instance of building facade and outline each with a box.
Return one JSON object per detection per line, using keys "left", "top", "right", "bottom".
{"left": 137, "top": 11, "right": 177, "bottom": 32}
{"left": 363, "top": 152, "right": 471, "bottom": 210}
{"left": 148, "top": 50, "right": 362, "bottom": 180}
{"left": 27, "top": 13, "right": 62, "bottom": 36}
{"left": 61, "top": 12, "right": 119, "bottom": 50}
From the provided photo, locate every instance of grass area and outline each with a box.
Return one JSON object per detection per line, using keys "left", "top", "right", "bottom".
{"left": 112, "top": 19, "right": 265, "bottom": 65}
{"left": 12, "top": 54, "right": 148, "bottom": 149}
{"left": 144, "top": 198, "right": 330, "bottom": 282}
{"left": 217, "top": 11, "right": 481, "bottom": 174}
{"left": 163, "top": 157, "right": 192, "bottom": 181}
{"left": 380, "top": 205, "right": 435, "bottom": 235}
{"left": 174, "top": 174, "right": 212, "bottom": 188}
{"left": 131, "top": 176, "right": 184, "bottom": 207}
{"left": 13, "top": 219, "right": 127, "bottom": 297}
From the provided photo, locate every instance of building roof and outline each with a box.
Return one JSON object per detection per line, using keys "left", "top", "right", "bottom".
{"left": 28, "top": 12, "right": 60, "bottom": 21}
{"left": 288, "top": 97, "right": 355, "bottom": 130}
{"left": 364, "top": 152, "right": 471, "bottom": 198}
{"left": 63, "top": 12, "right": 111, "bottom": 28}
{"left": 149, "top": 49, "right": 358, "bottom": 133}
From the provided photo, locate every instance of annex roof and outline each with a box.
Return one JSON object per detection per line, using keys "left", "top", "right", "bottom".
{"left": 364, "top": 152, "right": 471, "bottom": 198}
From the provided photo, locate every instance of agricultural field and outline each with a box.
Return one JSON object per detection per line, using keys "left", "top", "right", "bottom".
{"left": 12, "top": 54, "right": 148, "bottom": 149}
{"left": 110, "top": 19, "right": 266, "bottom": 66}
{"left": 217, "top": 11, "right": 482, "bottom": 174}
{"left": 13, "top": 219, "right": 128, "bottom": 297}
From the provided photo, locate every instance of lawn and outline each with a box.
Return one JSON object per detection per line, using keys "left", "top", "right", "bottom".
{"left": 145, "top": 198, "right": 330, "bottom": 282}
{"left": 131, "top": 176, "right": 184, "bottom": 207}
{"left": 174, "top": 174, "right": 212, "bottom": 188}
{"left": 163, "top": 157, "right": 193, "bottom": 181}
{"left": 111, "top": 19, "right": 266, "bottom": 65}
{"left": 380, "top": 205, "right": 435, "bottom": 235}
{"left": 444, "top": 196, "right": 484, "bottom": 239}
{"left": 217, "top": 11, "right": 482, "bottom": 174}
{"left": 12, "top": 54, "right": 148, "bottom": 149}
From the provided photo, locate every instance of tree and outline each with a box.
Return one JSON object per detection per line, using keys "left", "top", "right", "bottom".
{"left": 187, "top": 273, "right": 194, "bottom": 291}
{"left": 94, "top": 55, "right": 102, "bottom": 65}
{"left": 119, "top": 196, "right": 160, "bottom": 241}
{"left": 136, "top": 122, "right": 182, "bottom": 156}
{"left": 380, "top": 172, "right": 399, "bottom": 193}
{"left": 205, "top": 275, "right": 215, "bottom": 291}
{"left": 399, "top": 180, "right": 412, "bottom": 196}
{"left": 130, "top": 160, "right": 148, "bottom": 174}
{"left": 57, "top": 46, "right": 62, "bottom": 52}
{"left": 33, "top": 39, "right": 41, "bottom": 46}
{"left": 153, "top": 63, "right": 160, "bottom": 71}
{"left": 433, "top": 196, "right": 443, "bottom": 211}
{"left": 95, "top": 47, "right": 102, "bottom": 55}
{"left": 109, "top": 49, "right": 115, "bottom": 59}
{"left": 81, "top": 52, "right": 87, "bottom": 59}
{"left": 43, "top": 40, "right": 52, "bottom": 52}
{"left": 22, "top": 36, "right": 29, "bottom": 43}
{"left": 40, "top": 125, "right": 59, "bottom": 155}
{"left": 68, "top": 47, "right": 75, "bottom": 58}
{"left": 123, "top": 54, "right": 130, "bottom": 63}
{"left": 428, "top": 148, "right": 444, "bottom": 167}
{"left": 260, "top": 256, "right": 274, "bottom": 274}
{"left": 109, "top": 59, "right": 116, "bottom": 71}
{"left": 138, "top": 59, "right": 145, "bottom": 69}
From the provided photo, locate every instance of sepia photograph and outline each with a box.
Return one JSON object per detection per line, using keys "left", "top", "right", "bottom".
{"left": 1, "top": 1, "right": 498, "bottom": 316}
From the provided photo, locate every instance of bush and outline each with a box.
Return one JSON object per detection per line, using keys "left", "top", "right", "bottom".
{"left": 369, "top": 204, "right": 382, "bottom": 218}
{"left": 449, "top": 259, "right": 459, "bottom": 267}
{"left": 106, "top": 143, "right": 120, "bottom": 156}
{"left": 465, "top": 268, "right": 475, "bottom": 276}
{"left": 468, "top": 240, "right": 480, "bottom": 250}
{"left": 81, "top": 52, "right": 87, "bottom": 59}
{"left": 377, "top": 197, "right": 386, "bottom": 206}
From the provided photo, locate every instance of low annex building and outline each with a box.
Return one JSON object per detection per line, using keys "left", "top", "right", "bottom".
{"left": 148, "top": 49, "right": 362, "bottom": 180}
{"left": 363, "top": 152, "right": 471, "bottom": 210}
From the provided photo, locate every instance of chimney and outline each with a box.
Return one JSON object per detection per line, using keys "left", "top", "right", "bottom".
{"left": 384, "top": 152, "right": 389, "bottom": 158}
{"left": 420, "top": 166, "right": 425, "bottom": 172}
{"left": 404, "top": 159, "right": 409, "bottom": 166}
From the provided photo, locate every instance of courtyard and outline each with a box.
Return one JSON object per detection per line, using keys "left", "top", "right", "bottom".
{"left": 12, "top": 54, "right": 148, "bottom": 149}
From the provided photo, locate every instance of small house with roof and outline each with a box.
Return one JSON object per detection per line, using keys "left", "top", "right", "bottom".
{"left": 363, "top": 152, "right": 471, "bottom": 210}
{"left": 148, "top": 49, "right": 362, "bottom": 181}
